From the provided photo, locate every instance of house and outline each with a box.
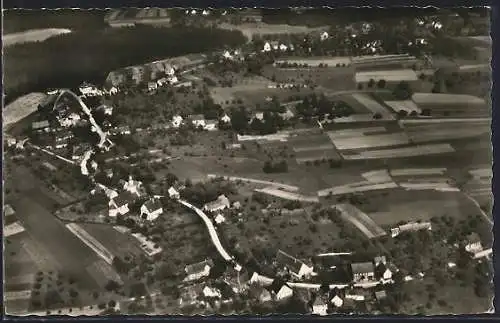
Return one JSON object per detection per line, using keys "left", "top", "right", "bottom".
{"left": 330, "top": 294, "right": 344, "bottom": 308}
{"left": 465, "top": 233, "right": 483, "bottom": 253}
{"left": 375, "top": 261, "right": 394, "bottom": 281}
{"left": 374, "top": 256, "right": 387, "bottom": 267}
{"left": 215, "top": 214, "right": 226, "bottom": 224}
{"left": 203, "top": 286, "right": 221, "bottom": 298}
{"left": 79, "top": 82, "right": 101, "bottom": 97}
{"left": 251, "top": 112, "right": 264, "bottom": 121}
{"left": 279, "top": 44, "right": 288, "bottom": 51}
{"left": 275, "top": 249, "right": 314, "bottom": 279}
{"left": 59, "top": 112, "right": 81, "bottom": 127}
{"left": 97, "top": 105, "right": 113, "bottom": 116}
{"left": 312, "top": 297, "right": 329, "bottom": 316}
{"left": 4, "top": 204, "right": 15, "bottom": 217}
{"left": 108, "top": 86, "right": 119, "bottom": 95}
{"left": 270, "top": 41, "right": 280, "bottom": 51}
{"left": 123, "top": 176, "right": 143, "bottom": 197}
{"left": 184, "top": 259, "right": 214, "bottom": 282}
{"left": 174, "top": 81, "right": 192, "bottom": 88}
{"left": 249, "top": 272, "right": 274, "bottom": 287}
{"left": 140, "top": 198, "right": 163, "bottom": 221}
{"left": 320, "top": 31, "right": 329, "bottom": 41}
{"left": 202, "top": 9, "right": 210, "bottom": 16}
{"left": 171, "top": 115, "right": 184, "bottom": 128}
{"left": 263, "top": 42, "right": 272, "bottom": 52}
{"left": 108, "top": 191, "right": 135, "bottom": 217}
{"left": 351, "top": 262, "right": 375, "bottom": 282}
{"left": 32, "top": 120, "right": 50, "bottom": 132}
{"left": 189, "top": 114, "right": 206, "bottom": 128}
{"left": 203, "top": 195, "right": 231, "bottom": 213}
{"left": 232, "top": 201, "right": 241, "bottom": 210}
{"left": 274, "top": 284, "right": 293, "bottom": 301}
{"left": 168, "top": 186, "right": 180, "bottom": 199}
{"left": 147, "top": 81, "right": 158, "bottom": 92}
{"left": 222, "top": 269, "right": 250, "bottom": 294}
{"left": 391, "top": 221, "right": 432, "bottom": 237}
{"left": 204, "top": 120, "right": 218, "bottom": 131}
{"left": 220, "top": 113, "right": 231, "bottom": 123}
{"left": 53, "top": 129, "right": 74, "bottom": 149}
{"left": 249, "top": 285, "right": 272, "bottom": 303}
{"left": 105, "top": 169, "right": 114, "bottom": 179}
{"left": 6, "top": 137, "right": 17, "bottom": 147}
{"left": 112, "top": 126, "right": 131, "bottom": 135}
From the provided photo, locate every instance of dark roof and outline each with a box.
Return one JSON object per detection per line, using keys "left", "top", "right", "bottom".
{"left": 143, "top": 198, "right": 162, "bottom": 212}
{"left": 351, "top": 262, "right": 375, "bottom": 274}
{"left": 185, "top": 259, "right": 214, "bottom": 275}
{"left": 112, "top": 191, "right": 135, "bottom": 207}
{"left": 466, "top": 232, "right": 482, "bottom": 244}
{"left": 275, "top": 249, "right": 306, "bottom": 275}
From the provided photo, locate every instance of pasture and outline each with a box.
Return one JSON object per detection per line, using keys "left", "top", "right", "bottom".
{"left": 4, "top": 92, "right": 47, "bottom": 126}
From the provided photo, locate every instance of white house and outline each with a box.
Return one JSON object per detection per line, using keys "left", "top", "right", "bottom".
{"left": 123, "top": 176, "right": 143, "bottom": 197}
{"left": 202, "top": 9, "right": 210, "bottom": 16}
{"left": 203, "top": 195, "right": 231, "bottom": 213}
{"left": 203, "top": 286, "right": 221, "bottom": 299}
{"left": 214, "top": 213, "right": 226, "bottom": 224}
{"left": 312, "top": 297, "right": 328, "bottom": 315}
{"left": 171, "top": 115, "right": 184, "bottom": 128}
{"left": 140, "top": 198, "right": 164, "bottom": 221}
{"left": 220, "top": 113, "right": 231, "bottom": 123}
{"left": 263, "top": 42, "right": 272, "bottom": 52}
{"left": 465, "top": 233, "right": 483, "bottom": 253}
{"left": 108, "top": 192, "right": 134, "bottom": 217}
{"left": 165, "top": 65, "right": 176, "bottom": 76}
{"left": 190, "top": 115, "right": 206, "bottom": 128}
{"left": 279, "top": 44, "right": 288, "bottom": 51}
{"left": 222, "top": 50, "right": 233, "bottom": 59}
{"left": 108, "top": 87, "right": 119, "bottom": 95}
{"left": 330, "top": 294, "right": 344, "bottom": 308}
{"left": 204, "top": 120, "right": 218, "bottom": 131}
{"left": 168, "top": 186, "right": 180, "bottom": 199}
{"left": 103, "top": 106, "right": 113, "bottom": 116}
{"left": 275, "top": 284, "right": 293, "bottom": 301}
{"left": 275, "top": 249, "right": 314, "bottom": 279}
{"left": 184, "top": 259, "right": 214, "bottom": 282}
{"left": 6, "top": 137, "right": 17, "bottom": 147}
{"left": 320, "top": 31, "right": 329, "bottom": 41}
{"left": 59, "top": 112, "right": 81, "bottom": 127}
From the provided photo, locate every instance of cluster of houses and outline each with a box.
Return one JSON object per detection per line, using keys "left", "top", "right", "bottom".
{"left": 202, "top": 194, "right": 242, "bottom": 225}
{"left": 169, "top": 113, "right": 231, "bottom": 131}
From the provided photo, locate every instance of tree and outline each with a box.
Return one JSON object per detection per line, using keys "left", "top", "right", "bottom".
{"left": 392, "top": 81, "right": 413, "bottom": 100}
{"left": 368, "top": 78, "right": 376, "bottom": 88}
{"left": 373, "top": 112, "right": 383, "bottom": 120}
{"left": 357, "top": 83, "right": 363, "bottom": 90}
{"left": 397, "top": 110, "right": 408, "bottom": 118}
{"left": 377, "top": 79, "right": 386, "bottom": 88}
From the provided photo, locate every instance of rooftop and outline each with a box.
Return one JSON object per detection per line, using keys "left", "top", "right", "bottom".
{"left": 275, "top": 249, "right": 307, "bottom": 275}
{"left": 185, "top": 259, "right": 214, "bottom": 276}
{"left": 351, "top": 262, "right": 375, "bottom": 274}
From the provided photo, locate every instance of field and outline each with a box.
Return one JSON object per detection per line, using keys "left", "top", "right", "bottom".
{"left": 4, "top": 92, "right": 47, "bottom": 126}
{"left": 342, "top": 143, "right": 456, "bottom": 160}
{"left": 355, "top": 69, "right": 418, "bottom": 83}
{"left": 261, "top": 65, "right": 356, "bottom": 91}
{"left": 402, "top": 121, "right": 490, "bottom": 144}
{"left": 288, "top": 130, "right": 342, "bottom": 164}
{"left": 334, "top": 204, "right": 386, "bottom": 239}
{"left": 3, "top": 28, "right": 72, "bottom": 47}
{"left": 274, "top": 56, "right": 352, "bottom": 67}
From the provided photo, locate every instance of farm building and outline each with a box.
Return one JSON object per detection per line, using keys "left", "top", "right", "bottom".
{"left": 203, "top": 195, "right": 231, "bottom": 213}
{"left": 108, "top": 191, "right": 135, "bottom": 217}
{"left": 171, "top": 115, "right": 184, "bottom": 128}
{"left": 184, "top": 259, "right": 214, "bottom": 282}
{"left": 274, "top": 249, "right": 314, "bottom": 279}
{"left": 168, "top": 186, "right": 180, "bottom": 199}
{"left": 272, "top": 283, "right": 294, "bottom": 301}
{"left": 411, "top": 93, "right": 489, "bottom": 117}
{"left": 391, "top": 221, "right": 432, "bottom": 237}
{"left": 32, "top": 120, "right": 50, "bottom": 132}
{"left": 122, "top": 176, "right": 143, "bottom": 196}
{"left": 312, "top": 296, "right": 329, "bottom": 315}
{"left": 354, "top": 69, "right": 418, "bottom": 86}
{"left": 464, "top": 233, "right": 483, "bottom": 254}
{"left": 140, "top": 198, "right": 163, "bottom": 221}
{"left": 189, "top": 114, "right": 206, "bottom": 128}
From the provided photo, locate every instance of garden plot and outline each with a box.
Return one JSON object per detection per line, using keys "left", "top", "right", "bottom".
{"left": 403, "top": 122, "right": 490, "bottom": 143}
{"left": 384, "top": 100, "right": 421, "bottom": 115}
{"left": 342, "top": 143, "right": 456, "bottom": 160}
{"left": 333, "top": 204, "right": 386, "bottom": 239}
{"left": 254, "top": 186, "right": 320, "bottom": 203}
{"left": 351, "top": 93, "right": 393, "bottom": 116}
{"left": 329, "top": 132, "right": 410, "bottom": 150}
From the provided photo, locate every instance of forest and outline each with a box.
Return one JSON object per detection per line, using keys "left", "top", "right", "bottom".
{"left": 4, "top": 25, "right": 246, "bottom": 104}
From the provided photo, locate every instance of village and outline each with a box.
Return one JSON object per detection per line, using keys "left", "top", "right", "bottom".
{"left": 3, "top": 7, "right": 493, "bottom": 316}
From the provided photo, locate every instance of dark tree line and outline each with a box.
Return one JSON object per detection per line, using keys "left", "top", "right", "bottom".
{"left": 5, "top": 25, "right": 246, "bottom": 103}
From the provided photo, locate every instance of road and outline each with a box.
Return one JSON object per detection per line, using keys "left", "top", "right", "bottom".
{"left": 54, "top": 89, "right": 112, "bottom": 149}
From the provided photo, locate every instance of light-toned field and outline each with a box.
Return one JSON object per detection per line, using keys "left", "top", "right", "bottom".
{"left": 3, "top": 28, "right": 72, "bottom": 47}
{"left": 403, "top": 122, "right": 490, "bottom": 143}
{"left": 411, "top": 93, "right": 486, "bottom": 106}
{"left": 318, "top": 181, "right": 398, "bottom": 197}
{"left": 355, "top": 69, "right": 418, "bottom": 83}
{"left": 351, "top": 93, "right": 393, "bottom": 115}
{"left": 334, "top": 204, "right": 386, "bottom": 239}
{"left": 329, "top": 132, "right": 410, "bottom": 150}
{"left": 4, "top": 92, "right": 47, "bottom": 126}
{"left": 254, "top": 187, "right": 319, "bottom": 203}
{"left": 342, "top": 143, "right": 456, "bottom": 160}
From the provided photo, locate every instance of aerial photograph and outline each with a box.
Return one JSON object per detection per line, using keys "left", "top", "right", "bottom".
{"left": 3, "top": 7, "right": 493, "bottom": 316}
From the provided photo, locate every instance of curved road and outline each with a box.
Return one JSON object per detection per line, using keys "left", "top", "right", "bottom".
{"left": 176, "top": 198, "right": 384, "bottom": 291}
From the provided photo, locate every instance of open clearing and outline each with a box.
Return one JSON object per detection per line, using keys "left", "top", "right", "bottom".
{"left": 3, "top": 28, "right": 72, "bottom": 47}
{"left": 4, "top": 92, "right": 47, "bottom": 126}
{"left": 334, "top": 204, "right": 386, "bottom": 239}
